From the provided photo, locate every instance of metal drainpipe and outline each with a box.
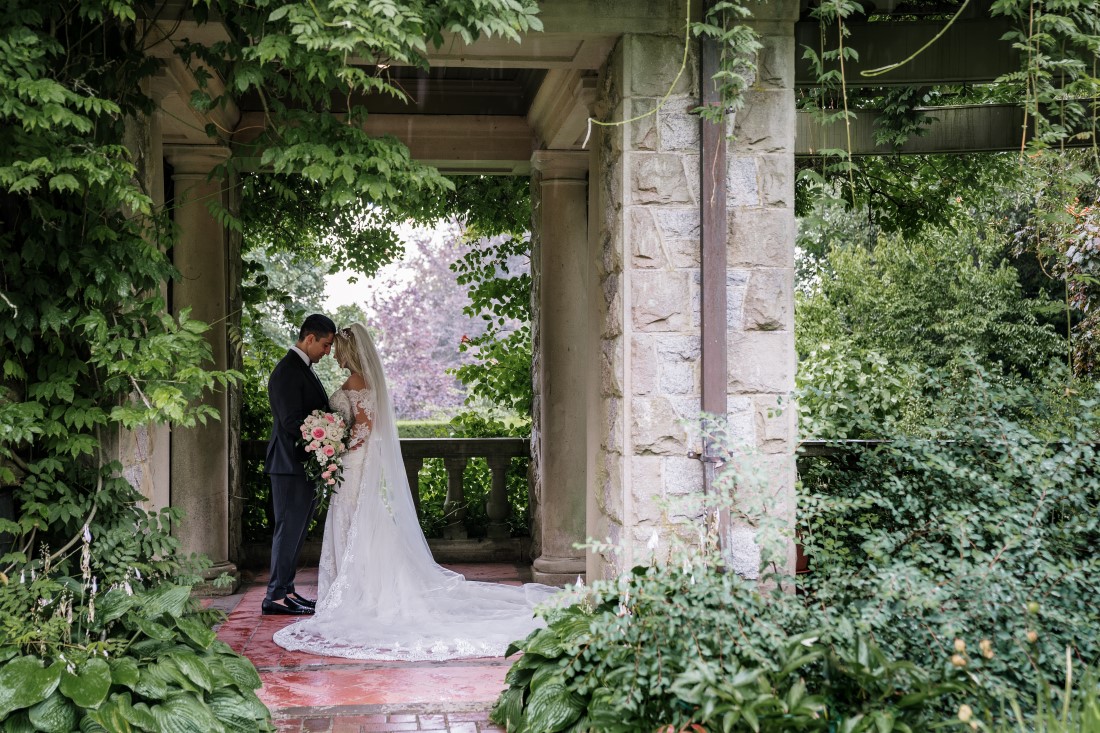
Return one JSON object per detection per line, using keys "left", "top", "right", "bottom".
{"left": 699, "top": 10, "right": 729, "bottom": 504}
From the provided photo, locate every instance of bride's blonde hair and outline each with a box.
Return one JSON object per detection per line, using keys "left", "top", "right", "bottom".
{"left": 334, "top": 327, "right": 365, "bottom": 375}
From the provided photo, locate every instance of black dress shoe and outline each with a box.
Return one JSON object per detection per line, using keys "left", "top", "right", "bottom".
{"left": 288, "top": 592, "right": 316, "bottom": 608}
{"left": 262, "top": 597, "right": 315, "bottom": 615}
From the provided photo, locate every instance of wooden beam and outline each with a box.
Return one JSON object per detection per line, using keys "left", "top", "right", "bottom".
{"left": 795, "top": 17, "right": 1018, "bottom": 87}
{"left": 232, "top": 112, "right": 536, "bottom": 175}
{"left": 795, "top": 104, "right": 1096, "bottom": 156}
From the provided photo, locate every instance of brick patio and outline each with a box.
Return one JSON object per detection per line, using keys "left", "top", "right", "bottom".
{"left": 212, "top": 564, "right": 532, "bottom": 732}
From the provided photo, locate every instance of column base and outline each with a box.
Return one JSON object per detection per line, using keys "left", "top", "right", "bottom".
{"left": 532, "top": 554, "right": 586, "bottom": 586}
{"left": 192, "top": 561, "right": 240, "bottom": 596}
{"left": 442, "top": 525, "right": 468, "bottom": 540}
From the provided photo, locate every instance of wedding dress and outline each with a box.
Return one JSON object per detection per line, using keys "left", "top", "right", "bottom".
{"left": 272, "top": 323, "right": 558, "bottom": 661}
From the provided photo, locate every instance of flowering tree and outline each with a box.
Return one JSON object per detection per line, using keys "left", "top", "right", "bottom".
{"left": 351, "top": 226, "right": 486, "bottom": 419}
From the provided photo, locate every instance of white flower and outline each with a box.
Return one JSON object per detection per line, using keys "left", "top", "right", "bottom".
{"left": 82, "top": 525, "right": 92, "bottom": 544}
{"left": 575, "top": 576, "right": 584, "bottom": 588}
{"left": 646, "top": 530, "right": 660, "bottom": 551}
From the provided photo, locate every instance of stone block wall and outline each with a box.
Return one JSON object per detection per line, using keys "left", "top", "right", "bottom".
{"left": 590, "top": 7, "right": 798, "bottom": 579}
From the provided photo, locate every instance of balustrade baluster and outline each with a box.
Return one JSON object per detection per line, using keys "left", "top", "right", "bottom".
{"left": 442, "top": 456, "right": 468, "bottom": 540}
{"left": 402, "top": 456, "right": 424, "bottom": 518}
{"left": 485, "top": 455, "right": 512, "bottom": 539}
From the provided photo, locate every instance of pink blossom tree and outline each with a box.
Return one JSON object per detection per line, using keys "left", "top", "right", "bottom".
{"left": 349, "top": 225, "right": 486, "bottom": 419}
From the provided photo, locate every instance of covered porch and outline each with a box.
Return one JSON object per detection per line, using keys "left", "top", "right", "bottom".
{"left": 125, "top": 0, "right": 1055, "bottom": 593}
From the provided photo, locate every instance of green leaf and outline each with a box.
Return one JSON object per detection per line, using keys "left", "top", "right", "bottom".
{"left": 175, "top": 617, "right": 217, "bottom": 650}
{"left": 140, "top": 584, "right": 192, "bottom": 619}
{"left": 525, "top": 681, "right": 581, "bottom": 732}
{"left": 95, "top": 589, "right": 135, "bottom": 625}
{"left": 207, "top": 689, "right": 268, "bottom": 733}
{"left": 108, "top": 658, "right": 140, "bottom": 689}
{"left": 85, "top": 693, "right": 146, "bottom": 732}
{"left": 492, "top": 687, "right": 526, "bottom": 732}
{"left": 59, "top": 657, "right": 112, "bottom": 708}
{"left": 212, "top": 656, "right": 262, "bottom": 691}
{"left": 524, "top": 629, "right": 564, "bottom": 659}
{"left": 0, "top": 657, "right": 62, "bottom": 718}
{"left": 27, "top": 691, "right": 77, "bottom": 733}
{"left": 167, "top": 653, "right": 213, "bottom": 693}
{"left": 132, "top": 665, "right": 168, "bottom": 701}
{"left": 149, "top": 693, "right": 225, "bottom": 733}
{"left": 134, "top": 616, "right": 175, "bottom": 641}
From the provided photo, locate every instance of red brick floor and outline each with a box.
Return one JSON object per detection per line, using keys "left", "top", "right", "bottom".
{"left": 214, "top": 564, "right": 531, "bottom": 732}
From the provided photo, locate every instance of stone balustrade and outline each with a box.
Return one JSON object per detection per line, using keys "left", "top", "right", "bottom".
{"left": 241, "top": 437, "right": 530, "bottom": 546}
{"left": 398, "top": 438, "right": 529, "bottom": 540}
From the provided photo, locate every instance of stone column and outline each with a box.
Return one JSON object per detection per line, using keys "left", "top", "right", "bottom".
{"left": 114, "top": 86, "right": 171, "bottom": 513}
{"left": 531, "top": 150, "right": 590, "bottom": 585}
{"left": 589, "top": 7, "right": 799, "bottom": 578}
{"left": 164, "top": 144, "right": 238, "bottom": 588}
{"left": 592, "top": 33, "right": 707, "bottom": 574}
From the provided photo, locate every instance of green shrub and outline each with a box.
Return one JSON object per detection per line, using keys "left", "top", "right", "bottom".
{"left": 492, "top": 561, "right": 960, "bottom": 733}
{"left": 398, "top": 421, "right": 456, "bottom": 438}
{"left": 799, "top": 363, "right": 1100, "bottom": 707}
{"left": 494, "top": 361, "right": 1099, "bottom": 732}
{"left": 0, "top": 488, "right": 271, "bottom": 731}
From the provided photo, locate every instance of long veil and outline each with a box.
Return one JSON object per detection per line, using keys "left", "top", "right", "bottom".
{"left": 273, "top": 323, "right": 558, "bottom": 661}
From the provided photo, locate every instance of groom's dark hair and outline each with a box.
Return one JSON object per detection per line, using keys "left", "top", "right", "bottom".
{"left": 298, "top": 314, "right": 337, "bottom": 341}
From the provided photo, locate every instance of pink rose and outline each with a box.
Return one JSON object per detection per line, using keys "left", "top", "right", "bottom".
{"left": 322, "top": 445, "right": 335, "bottom": 457}
{"left": 309, "top": 440, "right": 321, "bottom": 451}
{"left": 325, "top": 413, "right": 335, "bottom": 423}
{"left": 326, "top": 478, "right": 336, "bottom": 485}
{"left": 321, "top": 470, "right": 331, "bottom": 479}
{"left": 311, "top": 427, "right": 327, "bottom": 439}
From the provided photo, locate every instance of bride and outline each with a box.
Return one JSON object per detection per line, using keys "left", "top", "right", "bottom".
{"left": 273, "top": 323, "right": 559, "bottom": 661}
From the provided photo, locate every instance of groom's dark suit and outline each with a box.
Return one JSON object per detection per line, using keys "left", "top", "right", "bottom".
{"left": 265, "top": 348, "right": 331, "bottom": 603}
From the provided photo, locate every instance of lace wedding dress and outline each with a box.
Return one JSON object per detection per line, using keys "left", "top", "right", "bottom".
{"left": 273, "top": 323, "right": 558, "bottom": 661}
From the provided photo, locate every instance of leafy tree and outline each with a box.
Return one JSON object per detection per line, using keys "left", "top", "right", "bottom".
{"left": 448, "top": 177, "right": 534, "bottom": 416}
{"left": 798, "top": 219, "right": 1063, "bottom": 378}
{"left": 356, "top": 226, "right": 484, "bottom": 419}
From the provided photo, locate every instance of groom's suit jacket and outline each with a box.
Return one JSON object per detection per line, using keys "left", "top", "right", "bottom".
{"left": 265, "top": 349, "right": 332, "bottom": 477}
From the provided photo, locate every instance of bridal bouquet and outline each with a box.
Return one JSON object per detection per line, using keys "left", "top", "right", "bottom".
{"left": 299, "top": 409, "right": 348, "bottom": 500}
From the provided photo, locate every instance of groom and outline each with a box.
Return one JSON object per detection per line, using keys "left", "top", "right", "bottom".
{"left": 262, "top": 313, "right": 337, "bottom": 615}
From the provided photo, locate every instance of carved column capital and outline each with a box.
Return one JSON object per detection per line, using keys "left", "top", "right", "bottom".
{"left": 164, "top": 144, "right": 231, "bottom": 177}
{"left": 532, "top": 150, "right": 590, "bottom": 181}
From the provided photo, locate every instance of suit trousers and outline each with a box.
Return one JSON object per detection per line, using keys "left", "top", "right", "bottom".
{"left": 266, "top": 473, "right": 318, "bottom": 601}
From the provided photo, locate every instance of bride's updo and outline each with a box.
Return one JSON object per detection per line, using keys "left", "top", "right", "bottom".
{"left": 334, "top": 326, "right": 365, "bottom": 375}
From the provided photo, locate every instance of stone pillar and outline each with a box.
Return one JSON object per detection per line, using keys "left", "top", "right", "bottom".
{"left": 115, "top": 88, "right": 171, "bottom": 513}
{"left": 589, "top": 6, "right": 799, "bottom": 578}
{"left": 531, "top": 150, "right": 590, "bottom": 585}
{"left": 164, "top": 144, "right": 238, "bottom": 588}
{"left": 592, "top": 33, "right": 706, "bottom": 575}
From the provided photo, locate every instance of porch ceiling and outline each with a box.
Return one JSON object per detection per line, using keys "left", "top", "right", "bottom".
{"left": 149, "top": 0, "right": 1061, "bottom": 171}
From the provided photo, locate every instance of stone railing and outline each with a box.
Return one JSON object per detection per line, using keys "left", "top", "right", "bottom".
{"left": 241, "top": 437, "right": 531, "bottom": 544}
{"left": 399, "top": 438, "right": 529, "bottom": 540}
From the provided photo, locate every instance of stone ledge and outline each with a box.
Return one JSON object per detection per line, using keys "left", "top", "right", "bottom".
{"left": 238, "top": 537, "right": 533, "bottom": 568}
